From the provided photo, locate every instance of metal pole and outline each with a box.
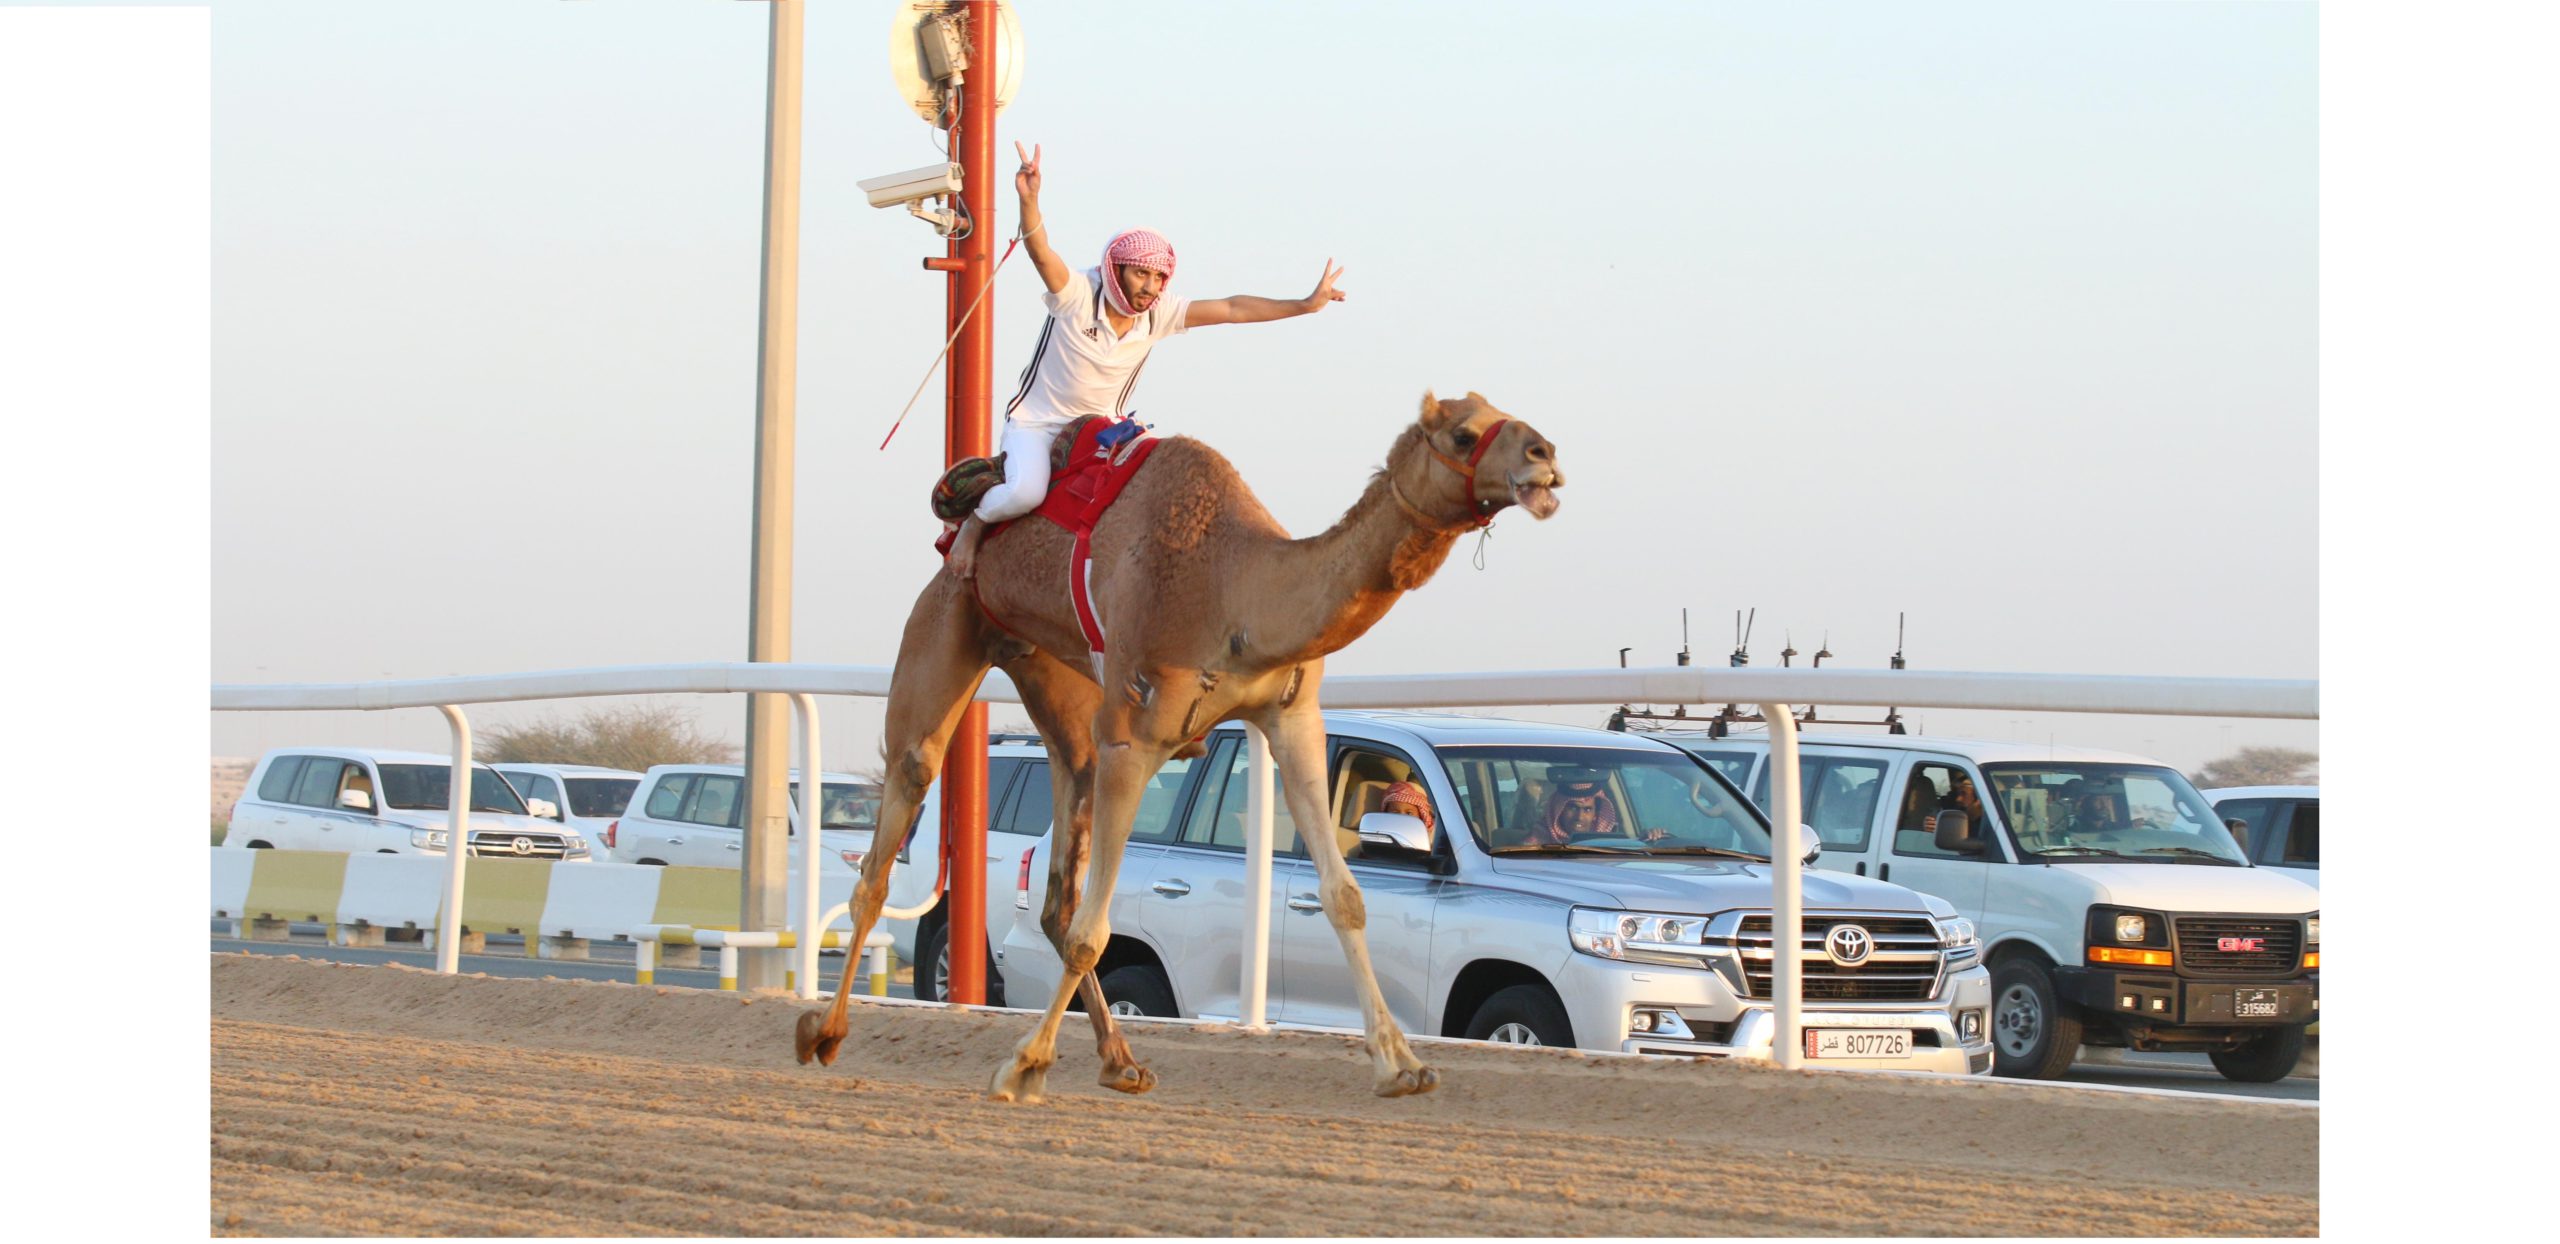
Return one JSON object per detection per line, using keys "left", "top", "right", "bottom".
{"left": 1240, "top": 724, "right": 1274, "bottom": 1030}
{"left": 1763, "top": 703, "right": 1804, "bottom": 1068}
{"left": 739, "top": 0, "right": 805, "bottom": 992}
{"left": 938, "top": 0, "right": 999, "bottom": 1005}
{"left": 792, "top": 693, "right": 821, "bottom": 1000}
{"left": 435, "top": 704, "right": 472, "bottom": 975}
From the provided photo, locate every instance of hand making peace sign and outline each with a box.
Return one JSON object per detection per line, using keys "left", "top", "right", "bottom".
{"left": 1304, "top": 258, "right": 1349, "bottom": 312}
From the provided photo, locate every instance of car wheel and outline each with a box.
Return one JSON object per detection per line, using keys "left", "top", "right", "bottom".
{"left": 1097, "top": 964, "right": 1177, "bottom": 1018}
{"left": 916, "top": 921, "right": 1007, "bottom": 1007}
{"left": 1464, "top": 983, "right": 1575, "bottom": 1047}
{"left": 635, "top": 858, "right": 668, "bottom": 867}
{"left": 2208, "top": 1025, "right": 2307, "bottom": 1082}
{"left": 245, "top": 841, "right": 273, "bottom": 850}
{"left": 1989, "top": 958, "right": 2084, "bottom": 1079}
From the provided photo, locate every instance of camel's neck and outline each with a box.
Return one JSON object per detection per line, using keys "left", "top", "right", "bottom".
{"left": 1240, "top": 451, "right": 1466, "bottom": 667}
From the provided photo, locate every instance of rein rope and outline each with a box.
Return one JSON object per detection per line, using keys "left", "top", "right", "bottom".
{"left": 1387, "top": 417, "right": 1512, "bottom": 534}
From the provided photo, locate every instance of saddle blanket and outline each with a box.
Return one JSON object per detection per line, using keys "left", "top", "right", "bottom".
{"left": 930, "top": 415, "right": 1161, "bottom": 662}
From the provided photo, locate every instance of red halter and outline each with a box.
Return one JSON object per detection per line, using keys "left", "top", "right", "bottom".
{"left": 1421, "top": 418, "right": 1510, "bottom": 528}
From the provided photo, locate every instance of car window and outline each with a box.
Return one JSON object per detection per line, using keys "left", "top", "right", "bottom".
{"left": 684, "top": 774, "right": 744, "bottom": 828}
{"left": 1129, "top": 754, "right": 1198, "bottom": 845}
{"left": 290, "top": 758, "right": 346, "bottom": 809}
{"left": 258, "top": 756, "right": 307, "bottom": 803}
{"left": 1331, "top": 742, "right": 1432, "bottom": 864}
{"left": 1755, "top": 757, "right": 1887, "bottom": 851}
{"left": 985, "top": 758, "right": 1025, "bottom": 829}
{"left": 1891, "top": 762, "right": 1983, "bottom": 860}
{"left": 1187, "top": 738, "right": 1301, "bottom": 855}
{"left": 378, "top": 764, "right": 531, "bottom": 814}
{"left": 1006, "top": 762, "right": 1056, "bottom": 836}
{"left": 565, "top": 778, "right": 639, "bottom": 819}
{"left": 1691, "top": 750, "right": 1756, "bottom": 790}
{"left": 516, "top": 773, "right": 564, "bottom": 819}
{"left": 645, "top": 774, "right": 692, "bottom": 820}
{"left": 2215, "top": 798, "right": 2275, "bottom": 859}
{"left": 2280, "top": 801, "right": 2318, "bottom": 864}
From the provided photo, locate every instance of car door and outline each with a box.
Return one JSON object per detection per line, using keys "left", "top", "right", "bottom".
{"left": 239, "top": 755, "right": 309, "bottom": 847}
{"left": 1871, "top": 755, "right": 1997, "bottom": 919}
{"left": 1278, "top": 736, "right": 1446, "bottom": 1032}
{"left": 678, "top": 772, "right": 746, "bottom": 866}
{"left": 625, "top": 773, "right": 699, "bottom": 865}
{"left": 1137, "top": 735, "right": 1293, "bottom": 1019}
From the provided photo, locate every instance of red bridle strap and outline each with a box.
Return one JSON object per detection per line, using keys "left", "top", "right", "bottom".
{"left": 1420, "top": 418, "right": 1511, "bottom": 527}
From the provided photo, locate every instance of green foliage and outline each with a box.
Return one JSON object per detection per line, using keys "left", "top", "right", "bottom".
{"left": 477, "top": 703, "right": 739, "bottom": 772}
{"left": 211, "top": 818, "right": 229, "bottom": 847}
{"left": 2190, "top": 746, "right": 2318, "bottom": 789}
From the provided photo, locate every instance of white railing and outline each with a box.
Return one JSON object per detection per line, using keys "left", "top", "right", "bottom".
{"left": 213, "top": 661, "right": 2316, "bottom": 1067}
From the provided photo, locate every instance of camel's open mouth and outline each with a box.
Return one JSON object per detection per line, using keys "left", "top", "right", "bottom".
{"left": 1512, "top": 475, "right": 1561, "bottom": 521}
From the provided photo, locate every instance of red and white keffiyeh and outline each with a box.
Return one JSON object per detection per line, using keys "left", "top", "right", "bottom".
{"left": 1098, "top": 228, "right": 1176, "bottom": 317}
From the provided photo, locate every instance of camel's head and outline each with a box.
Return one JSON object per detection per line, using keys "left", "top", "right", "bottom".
{"left": 1411, "top": 390, "right": 1563, "bottom": 523}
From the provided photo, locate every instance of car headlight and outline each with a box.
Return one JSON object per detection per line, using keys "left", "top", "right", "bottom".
{"left": 408, "top": 828, "right": 448, "bottom": 849}
{"left": 1569, "top": 907, "right": 1707, "bottom": 960}
{"left": 2114, "top": 913, "right": 2148, "bottom": 944}
{"left": 1935, "top": 916, "right": 1978, "bottom": 949}
{"left": 563, "top": 835, "right": 585, "bottom": 852}
{"left": 2306, "top": 915, "right": 2319, "bottom": 946}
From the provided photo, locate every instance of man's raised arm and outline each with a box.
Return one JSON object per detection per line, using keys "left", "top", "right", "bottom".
{"left": 1184, "top": 258, "right": 1349, "bottom": 328}
{"left": 1013, "top": 142, "right": 1070, "bottom": 294}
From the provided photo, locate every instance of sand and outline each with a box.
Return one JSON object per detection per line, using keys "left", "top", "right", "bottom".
{"left": 211, "top": 954, "right": 2315, "bottom": 1236}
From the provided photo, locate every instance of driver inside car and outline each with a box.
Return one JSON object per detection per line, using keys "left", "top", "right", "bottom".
{"left": 1516, "top": 768, "right": 1663, "bottom": 846}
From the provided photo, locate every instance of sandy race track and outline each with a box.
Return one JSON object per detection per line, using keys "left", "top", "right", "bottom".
{"left": 211, "top": 954, "right": 2315, "bottom": 1236}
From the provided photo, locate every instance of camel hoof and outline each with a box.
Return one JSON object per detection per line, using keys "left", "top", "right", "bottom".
{"left": 990, "top": 1061, "right": 1049, "bottom": 1104}
{"left": 794, "top": 1010, "right": 846, "bottom": 1067}
{"left": 1377, "top": 1065, "right": 1440, "bottom": 1098}
{"left": 1100, "top": 1063, "right": 1158, "bottom": 1095}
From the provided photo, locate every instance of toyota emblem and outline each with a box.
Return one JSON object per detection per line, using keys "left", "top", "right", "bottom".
{"left": 1824, "top": 923, "right": 1875, "bottom": 966}
{"left": 510, "top": 836, "right": 534, "bottom": 856}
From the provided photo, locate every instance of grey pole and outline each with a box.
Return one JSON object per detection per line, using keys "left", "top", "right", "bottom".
{"left": 739, "top": 0, "right": 805, "bottom": 991}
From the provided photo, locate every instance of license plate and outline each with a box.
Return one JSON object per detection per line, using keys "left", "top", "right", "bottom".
{"left": 1804, "top": 1028, "right": 1912, "bottom": 1059}
{"left": 2235, "top": 988, "right": 2280, "bottom": 1019}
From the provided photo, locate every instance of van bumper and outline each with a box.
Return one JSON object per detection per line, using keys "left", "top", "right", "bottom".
{"left": 2054, "top": 966, "right": 2318, "bottom": 1027}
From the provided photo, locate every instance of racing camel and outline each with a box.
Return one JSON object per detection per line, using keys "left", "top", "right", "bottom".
{"left": 795, "top": 391, "right": 1563, "bottom": 1102}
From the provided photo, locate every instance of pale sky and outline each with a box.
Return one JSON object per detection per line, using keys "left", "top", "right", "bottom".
{"left": 209, "top": 0, "right": 2317, "bottom": 774}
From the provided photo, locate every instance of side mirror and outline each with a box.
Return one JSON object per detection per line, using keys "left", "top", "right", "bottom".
{"left": 1356, "top": 811, "right": 1433, "bottom": 854}
{"left": 525, "top": 798, "right": 560, "bottom": 821}
{"left": 1932, "top": 808, "right": 1988, "bottom": 854}
{"left": 338, "top": 788, "right": 373, "bottom": 812}
{"left": 1800, "top": 823, "right": 1823, "bottom": 865}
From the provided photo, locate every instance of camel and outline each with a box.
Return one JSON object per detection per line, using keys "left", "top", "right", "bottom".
{"left": 794, "top": 390, "right": 1563, "bottom": 1102}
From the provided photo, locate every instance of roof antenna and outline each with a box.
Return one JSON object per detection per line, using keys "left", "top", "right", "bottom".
{"left": 1780, "top": 631, "right": 1797, "bottom": 668}
{"left": 1886, "top": 612, "right": 1909, "bottom": 734}
{"left": 1812, "top": 632, "right": 1832, "bottom": 669}
{"left": 1729, "top": 608, "right": 1754, "bottom": 668}
{"left": 1676, "top": 609, "right": 1691, "bottom": 667}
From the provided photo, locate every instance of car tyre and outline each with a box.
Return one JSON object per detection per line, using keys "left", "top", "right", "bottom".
{"left": 1990, "top": 958, "right": 2083, "bottom": 1079}
{"left": 1465, "top": 983, "right": 1575, "bottom": 1047}
{"left": 2208, "top": 1024, "right": 2307, "bottom": 1082}
{"left": 1097, "top": 964, "right": 1177, "bottom": 1018}
{"left": 916, "top": 919, "right": 1007, "bottom": 1007}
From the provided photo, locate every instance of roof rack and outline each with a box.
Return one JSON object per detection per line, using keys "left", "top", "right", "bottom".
{"left": 1605, "top": 610, "right": 1911, "bottom": 738}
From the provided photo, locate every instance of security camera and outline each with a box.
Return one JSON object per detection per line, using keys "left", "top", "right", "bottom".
{"left": 860, "top": 162, "right": 963, "bottom": 210}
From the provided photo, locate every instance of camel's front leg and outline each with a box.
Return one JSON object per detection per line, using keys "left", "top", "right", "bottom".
{"left": 991, "top": 738, "right": 1166, "bottom": 1103}
{"left": 1262, "top": 704, "right": 1439, "bottom": 1098}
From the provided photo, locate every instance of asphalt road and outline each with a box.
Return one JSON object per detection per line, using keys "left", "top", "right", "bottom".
{"left": 210, "top": 925, "right": 2315, "bottom": 1102}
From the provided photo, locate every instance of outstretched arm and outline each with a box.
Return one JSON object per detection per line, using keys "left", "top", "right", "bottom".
{"left": 1184, "top": 258, "right": 1347, "bottom": 328}
{"left": 1013, "top": 142, "right": 1071, "bottom": 294}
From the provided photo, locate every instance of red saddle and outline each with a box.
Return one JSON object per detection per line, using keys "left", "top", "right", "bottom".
{"left": 956, "top": 416, "right": 1162, "bottom": 659}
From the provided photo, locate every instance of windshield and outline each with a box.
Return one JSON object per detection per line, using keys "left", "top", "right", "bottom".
{"left": 380, "top": 764, "right": 530, "bottom": 815}
{"left": 791, "top": 781, "right": 882, "bottom": 831}
{"left": 564, "top": 778, "right": 639, "bottom": 818}
{"left": 1433, "top": 745, "right": 1772, "bottom": 856}
{"left": 1982, "top": 762, "right": 2248, "bottom": 864}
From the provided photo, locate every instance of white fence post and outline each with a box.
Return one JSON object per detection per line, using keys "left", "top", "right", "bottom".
{"left": 792, "top": 693, "right": 821, "bottom": 1001}
{"left": 1241, "top": 723, "right": 1274, "bottom": 1031}
{"left": 1763, "top": 704, "right": 1804, "bottom": 1070}
{"left": 434, "top": 704, "right": 472, "bottom": 975}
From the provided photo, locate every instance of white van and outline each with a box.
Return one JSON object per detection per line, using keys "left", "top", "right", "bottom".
{"left": 228, "top": 747, "right": 592, "bottom": 860}
{"left": 490, "top": 764, "right": 644, "bottom": 861}
{"left": 1665, "top": 732, "right": 2317, "bottom": 1082}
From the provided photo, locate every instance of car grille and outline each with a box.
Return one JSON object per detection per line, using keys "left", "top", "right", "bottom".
{"left": 2174, "top": 916, "right": 2303, "bottom": 976}
{"left": 1733, "top": 914, "right": 1944, "bottom": 1002}
{"left": 465, "top": 830, "right": 572, "bottom": 860}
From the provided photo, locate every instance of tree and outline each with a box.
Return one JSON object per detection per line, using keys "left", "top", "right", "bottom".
{"left": 2191, "top": 746, "right": 2318, "bottom": 789}
{"left": 478, "top": 703, "right": 739, "bottom": 771}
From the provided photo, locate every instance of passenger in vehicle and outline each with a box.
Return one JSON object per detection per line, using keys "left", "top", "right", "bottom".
{"left": 1380, "top": 780, "right": 1435, "bottom": 831}
{"left": 1924, "top": 773, "right": 1988, "bottom": 836}
{"left": 2072, "top": 791, "right": 2132, "bottom": 840}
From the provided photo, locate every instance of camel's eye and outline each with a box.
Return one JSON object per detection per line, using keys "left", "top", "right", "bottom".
{"left": 1450, "top": 428, "right": 1478, "bottom": 452}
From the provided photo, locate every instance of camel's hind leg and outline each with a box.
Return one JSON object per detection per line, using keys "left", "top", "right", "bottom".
{"left": 1260, "top": 700, "right": 1439, "bottom": 1098}
{"left": 795, "top": 576, "right": 995, "bottom": 1068}
{"left": 991, "top": 732, "right": 1170, "bottom": 1103}
{"left": 999, "top": 650, "right": 1154, "bottom": 1094}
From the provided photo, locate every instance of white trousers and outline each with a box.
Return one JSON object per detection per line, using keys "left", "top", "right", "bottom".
{"left": 972, "top": 419, "right": 1063, "bottom": 524}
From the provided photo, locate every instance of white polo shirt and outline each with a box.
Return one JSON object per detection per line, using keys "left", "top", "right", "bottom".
{"left": 1003, "top": 267, "right": 1191, "bottom": 429}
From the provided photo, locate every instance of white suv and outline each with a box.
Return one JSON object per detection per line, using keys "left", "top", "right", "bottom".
{"left": 491, "top": 764, "right": 643, "bottom": 861}
{"left": 613, "top": 764, "right": 879, "bottom": 870}
{"left": 1668, "top": 731, "right": 2318, "bottom": 1082}
{"left": 227, "top": 747, "right": 592, "bottom": 860}
{"left": 2204, "top": 786, "right": 2319, "bottom": 886}
{"left": 1000, "top": 713, "right": 1994, "bottom": 1074}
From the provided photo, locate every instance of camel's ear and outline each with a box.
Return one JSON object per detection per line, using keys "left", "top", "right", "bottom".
{"left": 1418, "top": 390, "right": 1455, "bottom": 432}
